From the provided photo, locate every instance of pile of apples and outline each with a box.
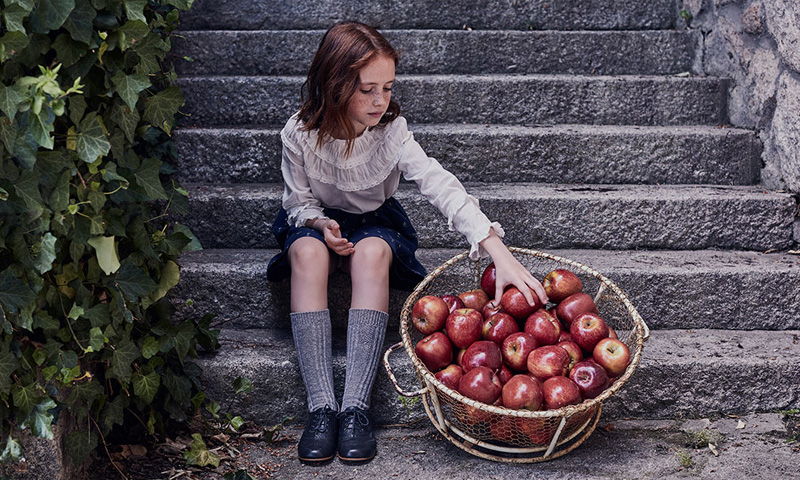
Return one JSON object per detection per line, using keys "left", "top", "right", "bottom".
{"left": 412, "top": 264, "right": 631, "bottom": 414}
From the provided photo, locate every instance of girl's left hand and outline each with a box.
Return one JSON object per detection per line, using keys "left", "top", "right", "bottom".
{"left": 479, "top": 228, "right": 548, "bottom": 307}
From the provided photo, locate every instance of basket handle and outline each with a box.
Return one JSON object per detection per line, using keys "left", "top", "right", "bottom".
{"left": 383, "top": 342, "right": 428, "bottom": 397}
{"left": 640, "top": 317, "right": 651, "bottom": 342}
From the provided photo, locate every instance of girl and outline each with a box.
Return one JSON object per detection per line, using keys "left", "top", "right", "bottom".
{"left": 266, "top": 21, "right": 548, "bottom": 463}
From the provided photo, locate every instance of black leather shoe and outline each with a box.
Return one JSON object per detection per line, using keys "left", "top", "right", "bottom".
{"left": 297, "top": 405, "right": 338, "bottom": 462}
{"left": 337, "top": 406, "right": 376, "bottom": 462}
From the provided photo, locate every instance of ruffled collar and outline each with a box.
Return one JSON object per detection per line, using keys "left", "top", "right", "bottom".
{"left": 281, "top": 115, "right": 410, "bottom": 192}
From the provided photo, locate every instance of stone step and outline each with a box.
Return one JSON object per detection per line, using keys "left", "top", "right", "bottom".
{"left": 172, "top": 124, "right": 760, "bottom": 185}
{"left": 174, "top": 29, "right": 698, "bottom": 76}
{"left": 127, "top": 414, "right": 800, "bottom": 480}
{"left": 173, "top": 248, "right": 800, "bottom": 332}
{"left": 181, "top": 0, "right": 677, "bottom": 31}
{"left": 179, "top": 183, "right": 795, "bottom": 250}
{"left": 178, "top": 74, "right": 728, "bottom": 127}
{"left": 196, "top": 328, "right": 800, "bottom": 426}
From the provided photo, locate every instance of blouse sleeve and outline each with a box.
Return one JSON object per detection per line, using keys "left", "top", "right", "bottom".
{"left": 396, "top": 125, "right": 505, "bottom": 260}
{"left": 280, "top": 133, "right": 328, "bottom": 228}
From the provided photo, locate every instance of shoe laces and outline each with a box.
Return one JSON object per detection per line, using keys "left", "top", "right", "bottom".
{"left": 310, "top": 405, "right": 335, "bottom": 433}
{"left": 339, "top": 407, "right": 370, "bottom": 432}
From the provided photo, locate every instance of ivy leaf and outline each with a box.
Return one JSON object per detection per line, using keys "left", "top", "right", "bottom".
{"left": 0, "top": 268, "right": 35, "bottom": 314}
{"left": 162, "top": 369, "right": 190, "bottom": 405}
{"left": 33, "top": 232, "right": 57, "bottom": 274}
{"left": 65, "top": 429, "right": 97, "bottom": 465}
{"left": 101, "top": 162, "right": 130, "bottom": 188}
{"left": 233, "top": 377, "right": 254, "bottom": 395}
{"left": 133, "top": 371, "right": 160, "bottom": 404}
{"left": 132, "top": 32, "right": 168, "bottom": 74}
{"left": 0, "top": 84, "right": 25, "bottom": 120}
{"left": 26, "top": 398, "right": 57, "bottom": 440}
{"left": 87, "top": 326, "right": 105, "bottom": 352}
{"left": 76, "top": 114, "right": 111, "bottom": 163}
{"left": 0, "top": 348, "right": 19, "bottom": 395}
{"left": 183, "top": 433, "right": 220, "bottom": 468}
{"left": 3, "top": 3, "right": 31, "bottom": 34}
{"left": 145, "top": 260, "right": 179, "bottom": 308}
{"left": 110, "top": 102, "right": 139, "bottom": 143}
{"left": 29, "top": 0, "right": 75, "bottom": 33}
{"left": 0, "top": 435, "right": 23, "bottom": 463}
{"left": 69, "top": 95, "right": 87, "bottom": 126}
{"left": 0, "top": 117, "right": 17, "bottom": 153}
{"left": 13, "top": 169, "right": 43, "bottom": 215}
{"left": 115, "top": 261, "right": 157, "bottom": 301}
{"left": 101, "top": 395, "right": 127, "bottom": 433}
{"left": 64, "top": 0, "right": 96, "bottom": 45}
{"left": 52, "top": 33, "right": 87, "bottom": 67}
{"left": 12, "top": 123, "right": 38, "bottom": 169}
{"left": 141, "top": 336, "right": 159, "bottom": 359}
{"left": 49, "top": 169, "right": 71, "bottom": 212}
{"left": 174, "top": 223, "right": 202, "bottom": 251}
{"left": 29, "top": 107, "right": 55, "bottom": 150}
{"left": 108, "top": 339, "right": 139, "bottom": 383}
{"left": 82, "top": 303, "right": 109, "bottom": 328}
{"left": 174, "top": 321, "right": 196, "bottom": 361}
{"left": 112, "top": 72, "right": 151, "bottom": 111}
{"left": 133, "top": 157, "right": 167, "bottom": 200}
{"left": 123, "top": 0, "right": 148, "bottom": 23}
{"left": 88, "top": 235, "right": 120, "bottom": 275}
{"left": 12, "top": 383, "right": 38, "bottom": 416}
{"left": 142, "top": 86, "right": 183, "bottom": 134}
{"left": 166, "top": 0, "right": 194, "bottom": 10}
{"left": 0, "top": 31, "right": 29, "bottom": 62}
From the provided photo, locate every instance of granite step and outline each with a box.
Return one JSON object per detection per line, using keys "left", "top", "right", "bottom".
{"left": 172, "top": 124, "right": 760, "bottom": 185}
{"left": 181, "top": 0, "right": 677, "bottom": 31}
{"left": 195, "top": 328, "right": 800, "bottom": 426}
{"left": 174, "top": 29, "right": 698, "bottom": 76}
{"left": 174, "top": 248, "right": 800, "bottom": 332}
{"left": 179, "top": 183, "right": 796, "bottom": 250}
{"left": 178, "top": 74, "right": 728, "bottom": 127}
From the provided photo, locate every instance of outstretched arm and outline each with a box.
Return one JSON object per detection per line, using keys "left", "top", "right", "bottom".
{"left": 479, "top": 228, "right": 548, "bottom": 308}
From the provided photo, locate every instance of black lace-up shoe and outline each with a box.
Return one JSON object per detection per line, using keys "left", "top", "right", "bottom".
{"left": 297, "top": 405, "right": 338, "bottom": 462}
{"left": 337, "top": 406, "right": 376, "bottom": 462}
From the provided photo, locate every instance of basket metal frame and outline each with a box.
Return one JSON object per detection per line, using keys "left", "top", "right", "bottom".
{"left": 384, "top": 247, "right": 649, "bottom": 463}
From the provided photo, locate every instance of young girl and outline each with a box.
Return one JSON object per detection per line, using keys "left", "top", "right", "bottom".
{"left": 266, "top": 21, "right": 548, "bottom": 463}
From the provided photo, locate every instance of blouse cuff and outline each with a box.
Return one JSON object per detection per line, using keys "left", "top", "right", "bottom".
{"left": 289, "top": 205, "right": 329, "bottom": 228}
{"left": 467, "top": 221, "right": 505, "bottom": 261}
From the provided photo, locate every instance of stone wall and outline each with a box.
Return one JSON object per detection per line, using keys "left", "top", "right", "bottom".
{"left": 681, "top": 0, "right": 800, "bottom": 196}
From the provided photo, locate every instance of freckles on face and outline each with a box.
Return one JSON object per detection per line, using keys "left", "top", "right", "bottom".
{"left": 346, "top": 54, "right": 396, "bottom": 136}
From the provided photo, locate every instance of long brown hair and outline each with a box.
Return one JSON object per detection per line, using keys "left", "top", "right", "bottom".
{"left": 298, "top": 22, "right": 401, "bottom": 157}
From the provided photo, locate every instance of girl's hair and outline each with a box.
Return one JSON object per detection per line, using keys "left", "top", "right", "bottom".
{"left": 298, "top": 21, "right": 401, "bottom": 156}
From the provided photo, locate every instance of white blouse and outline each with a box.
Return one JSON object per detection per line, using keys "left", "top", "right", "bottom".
{"left": 279, "top": 114, "right": 504, "bottom": 260}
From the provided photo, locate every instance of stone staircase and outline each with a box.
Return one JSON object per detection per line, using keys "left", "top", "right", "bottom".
{"left": 170, "top": 0, "right": 800, "bottom": 433}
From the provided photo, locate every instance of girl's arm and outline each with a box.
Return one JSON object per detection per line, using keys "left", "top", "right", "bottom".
{"left": 305, "top": 217, "right": 354, "bottom": 256}
{"left": 479, "top": 228, "right": 548, "bottom": 307}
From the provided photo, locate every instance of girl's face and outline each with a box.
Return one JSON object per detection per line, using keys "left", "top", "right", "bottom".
{"left": 346, "top": 54, "right": 395, "bottom": 136}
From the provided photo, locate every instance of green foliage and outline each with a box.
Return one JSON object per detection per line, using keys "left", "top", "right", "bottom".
{"left": 0, "top": 0, "right": 219, "bottom": 467}
{"left": 183, "top": 432, "right": 220, "bottom": 468}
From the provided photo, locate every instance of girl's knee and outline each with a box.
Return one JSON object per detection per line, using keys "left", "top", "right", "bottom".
{"left": 352, "top": 237, "right": 392, "bottom": 269}
{"left": 288, "top": 237, "right": 329, "bottom": 271}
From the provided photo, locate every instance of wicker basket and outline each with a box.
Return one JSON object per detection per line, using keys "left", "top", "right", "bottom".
{"left": 384, "top": 247, "right": 650, "bottom": 463}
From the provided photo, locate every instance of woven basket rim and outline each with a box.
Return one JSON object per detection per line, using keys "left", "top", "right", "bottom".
{"left": 399, "top": 247, "right": 647, "bottom": 419}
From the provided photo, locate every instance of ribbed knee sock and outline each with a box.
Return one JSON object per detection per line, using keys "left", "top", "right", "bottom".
{"left": 290, "top": 309, "right": 338, "bottom": 412}
{"left": 341, "top": 308, "right": 389, "bottom": 410}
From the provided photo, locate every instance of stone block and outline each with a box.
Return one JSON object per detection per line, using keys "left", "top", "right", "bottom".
{"left": 764, "top": 0, "right": 800, "bottom": 73}
{"left": 764, "top": 71, "right": 800, "bottom": 192}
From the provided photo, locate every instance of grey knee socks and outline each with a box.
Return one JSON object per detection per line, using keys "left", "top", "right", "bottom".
{"left": 341, "top": 308, "right": 389, "bottom": 410}
{"left": 290, "top": 309, "right": 338, "bottom": 412}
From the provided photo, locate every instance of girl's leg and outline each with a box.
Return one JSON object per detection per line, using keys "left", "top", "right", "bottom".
{"left": 287, "top": 238, "right": 339, "bottom": 461}
{"left": 338, "top": 237, "right": 391, "bottom": 461}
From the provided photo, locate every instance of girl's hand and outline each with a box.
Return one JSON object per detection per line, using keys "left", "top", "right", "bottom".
{"left": 322, "top": 219, "right": 354, "bottom": 256}
{"left": 479, "top": 229, "right": 548, "bottom": 307}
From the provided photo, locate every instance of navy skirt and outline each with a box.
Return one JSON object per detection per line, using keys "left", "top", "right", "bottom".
{"left": 266, "top": 197, "right": 427, "bottom": 291}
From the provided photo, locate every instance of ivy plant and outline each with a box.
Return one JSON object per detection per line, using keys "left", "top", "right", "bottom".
{"left": 0, "top": 0, "right": 219, "bottom": 466}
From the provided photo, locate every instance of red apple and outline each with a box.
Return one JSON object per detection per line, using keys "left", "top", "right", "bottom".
{"left": 461, "top": 340, "right": 503, "bottom": 373}
{"left": 556, "top": 340, "right": 583, "bottom": 370}
{"left": 455, "top": 348, "right": 467, "bottom": 367}
{"left": 458, "top": 366, "right": 502, "bottom": 405}
{"left": 482, "top": 312, "right": 519, "bottom": 345}
{"left": 608, "top": 325, "right": 618, "bottom": 340}
{"left": 501, "top": 332, "right": 538, "bottom": 371}
{"left": 555, "top": 292, "right": 599, "bottom": 329}
{"left": 542, "top": 376, "right": 582, "bottom": 410}
{"left": 435, "top": 364, "right": 464, "bottom": 391}
{"left": 441, "top": 294, "right": 465, "bottom": 315}
{"left": 415, "top": 332, "right": 453, "bottom": 372}
{"left": 501, "top": 286, "right": 543, "bottom": 320}
{"left": 527, "top": 345, "right": 570, "bottom": 381}
{"left": 502, "top": 375, "right": 544, "bottom": 410}
{"left": 446, "top": 308, "right": 484, "bottom": 349}
{"left": 542, "top": 269, "right": 583, "bottom": 303}
{"left": 516, "top": 416, "right": 552, "bottom": 445}
{"left": 570, "top": 312, "right": 610, "bottom": 354}
{"left": 412, "top": 295, "right": 450, "bottom": 334}
{"left": 480, "top": 262, "right": 497, "bottom": 297}
{"left": 593, "top": 338, "right": 631, "bottom": 378}
{"left": 458, "top": 289, "right": 489, "bottom": 311}
{"left": 569, "top": 360, "right": 610, "bottom": 399}
{"left": 455, "top": 404, "right": 492, "bottom": 425}
{"left": 498, "top": 365, "right": 513, "bottom": 385}
{"left": 489, "top": 416, "right": 519, "bottom": 444}
{"left": 558, "top": 330, "right": 572, "bottom": 343}
{"left": 481, "top": 301, "right": 504, "bottom": 321}
{"left": 523, "top": 309, "right": 562, "bottom": 346}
